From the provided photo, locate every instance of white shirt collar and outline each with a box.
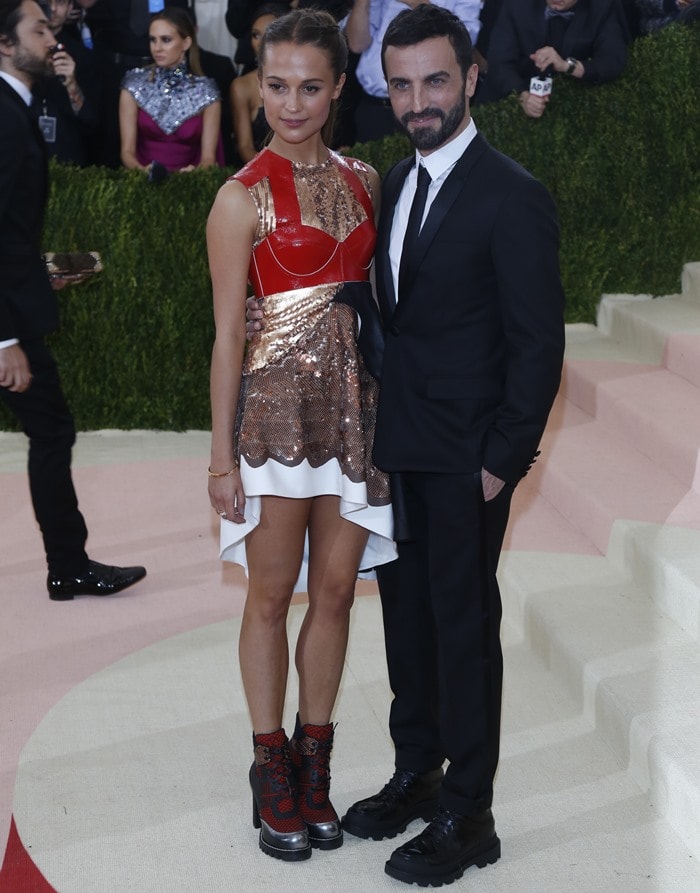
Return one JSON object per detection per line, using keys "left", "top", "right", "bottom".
{"left": 416, "top": 118, "right": 478, "bottom": 183}
{"left": 0, "top": 71, "right": 33, "bottom": 106}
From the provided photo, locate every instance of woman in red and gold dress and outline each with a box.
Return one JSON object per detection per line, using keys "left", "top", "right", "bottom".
{"left": 206, "top": 9, "right": 395, "bottom": 862}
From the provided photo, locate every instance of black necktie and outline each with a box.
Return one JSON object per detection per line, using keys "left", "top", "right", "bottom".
{"left": 399, "top": 163, "right": 431, "bottom": 294}
{"left": 130, "top": 0, "right": 150, "bottom": 38}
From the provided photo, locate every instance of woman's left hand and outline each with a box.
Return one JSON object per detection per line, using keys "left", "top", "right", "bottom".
{"left": 209, "top": 468, "right": 246, "bottom": 523}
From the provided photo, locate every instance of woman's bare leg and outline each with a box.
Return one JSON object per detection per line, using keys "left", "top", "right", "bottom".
{"left": 241, "top": 495, "right": 311, "bottom": 733}
{"left": 296, "top": 496, "right": 369, "bottom": 725}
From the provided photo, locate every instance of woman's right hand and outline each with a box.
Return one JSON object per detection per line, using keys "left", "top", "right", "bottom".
{"left": 208, "top": 468, "right": 246, "bottom": 523}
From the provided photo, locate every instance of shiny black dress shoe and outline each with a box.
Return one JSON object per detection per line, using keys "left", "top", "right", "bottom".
{"left": 47, "top": 560, "right": 146, "bottom": 601}
{"left": 385, "top": 805, "right": 500, "bottom": 887}
{"left": 341, "top": 767, "right": 443, "bottom": 840}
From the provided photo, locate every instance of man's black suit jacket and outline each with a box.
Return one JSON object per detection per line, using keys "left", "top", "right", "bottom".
{"left": 373, "top": 133, "right": 565, "bottom": 487}
{"left": 0, "top": 77, "right": 58, "bottom": 343}
{"left": 485, "top": 0, "right": 629, "bottom": 101}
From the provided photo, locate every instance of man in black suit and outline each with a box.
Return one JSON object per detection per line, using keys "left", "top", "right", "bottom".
{"left": 482, "top": 0, "right": 629, "bottom": 116}
{"left": 0, "top": 0, "right": 146, "bottom": 600}
{"left": 341, "top": 6, "right": 565, "bottom": 886}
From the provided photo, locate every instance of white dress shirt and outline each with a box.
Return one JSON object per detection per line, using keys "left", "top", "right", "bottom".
{"left": 389, "top": 118, "right": 478, "bottom": 300}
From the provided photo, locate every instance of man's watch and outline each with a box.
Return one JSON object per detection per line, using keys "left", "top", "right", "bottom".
{"left": 565, "top": 57, "right": 578, "bottom": 75}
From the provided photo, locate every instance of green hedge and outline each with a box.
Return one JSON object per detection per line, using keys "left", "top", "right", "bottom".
{"left": 38, "top": 164, "right": 224, "bottom": 430}
{"left": 2, "top": 25, "right": 698, "bottom": 431}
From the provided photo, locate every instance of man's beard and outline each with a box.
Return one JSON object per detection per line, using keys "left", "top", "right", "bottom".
{"left": 13, "top": 44, "right": 53, "bottom": 82}
{"left": 398, "top": 92, "right": 467, "bottom": 151}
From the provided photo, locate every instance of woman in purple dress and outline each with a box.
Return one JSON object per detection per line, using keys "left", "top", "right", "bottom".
{"left": 119, "top": 8, "right": 223, "bottom": 173}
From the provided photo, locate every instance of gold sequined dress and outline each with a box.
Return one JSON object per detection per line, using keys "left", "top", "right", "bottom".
{"left": 219, "top": 148, "right": 396, "bottom": 589}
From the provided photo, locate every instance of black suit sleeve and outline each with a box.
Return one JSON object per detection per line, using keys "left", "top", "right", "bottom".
{"left": 476, "top": 0, "right": 505, "bottom": 57}
{"left": 225, "top": 0, "right": 256, "bottom": 38}
{"left": 0, "top": 103, "right": 29, "bottom": 340}
{"left": 579, "top": 1, "right": 629, "bottom": 84}
{"left": 483, "top": 175, "right": 565, "bottom": 483}
{"left": 483, "top": 0, "right": 532, "bottom": 99}
{"left": 0, "top": 102, "right": 24, "bottom": 225}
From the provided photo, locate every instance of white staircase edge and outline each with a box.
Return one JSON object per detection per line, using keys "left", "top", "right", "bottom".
{"left": 597, "top": 294, "right": 676, "bottom": 365}
{"left": 499, "top": 547, "right": 700, "bottom": 861}
{"left": 607, "top": 521, "right": 700, "bottom": 640}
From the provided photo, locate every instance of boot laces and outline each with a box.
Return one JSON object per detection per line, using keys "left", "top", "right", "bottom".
{"left": 259, "top": 744, "right": 293, "bottom": 794}
{"left": 422, "top": 806, "right": 454, "bottom": 843}
{"left": 380, "top": 769, "right": 419, "bottom": 802}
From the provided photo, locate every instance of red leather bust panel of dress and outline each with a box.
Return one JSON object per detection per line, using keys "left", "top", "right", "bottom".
{"left": 233, "top": 148, "right": 376, "bottom": 297}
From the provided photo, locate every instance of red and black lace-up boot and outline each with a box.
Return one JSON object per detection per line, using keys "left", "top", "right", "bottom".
{"left": 249, "top": 728, "right": 311, "bottom": 861}
{"left": 291, "top": 715, "right": 343, "bottom": 849}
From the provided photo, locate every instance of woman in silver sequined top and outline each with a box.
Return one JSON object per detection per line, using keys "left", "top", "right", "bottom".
{"left": 119, "top": 8, "right": 223, "bottom": 173}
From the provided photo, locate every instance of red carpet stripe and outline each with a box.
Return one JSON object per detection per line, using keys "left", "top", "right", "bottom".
{"left": 0, "top": 816, "right": 56, "bottom": 893}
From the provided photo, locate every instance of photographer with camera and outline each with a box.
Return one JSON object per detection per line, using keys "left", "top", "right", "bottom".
{"left": 480, "top": 0, "right": 629, "bottom": 118}
{"left": 31, "top": 0, "right": 101, "bottom": 164}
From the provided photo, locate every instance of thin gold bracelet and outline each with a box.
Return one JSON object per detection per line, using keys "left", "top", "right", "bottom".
{"left": 207, "top": 462, "right": 239, "bottom": 477}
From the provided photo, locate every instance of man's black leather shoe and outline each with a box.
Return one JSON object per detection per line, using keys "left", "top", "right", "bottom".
{"left": 341, "top": 767, "right": 443, "bottom": 840}
{"left": 47, "top": 560, "right": 146, "bottom": 600}
{"left": 385, "top": 806, "right": 500, "bottom": 887}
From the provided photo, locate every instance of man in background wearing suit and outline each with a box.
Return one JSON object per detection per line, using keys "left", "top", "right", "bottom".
{"left": 482, "top": 0, "right": 629, "bottom": 117}
{"left": 341, "top": 5, "right": 565, "bottom": 886}
{"left": 0, "top": 0, "right": 146, "bottom": 600}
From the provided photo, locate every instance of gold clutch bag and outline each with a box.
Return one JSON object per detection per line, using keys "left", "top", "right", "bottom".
{"left": 44, "top": 251, "right": 103, "bottom": 283}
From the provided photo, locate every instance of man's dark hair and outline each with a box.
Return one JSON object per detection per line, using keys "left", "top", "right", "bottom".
{"left": 381, "top": 4, "right": 473, "bottom": 81}
{"left": 0, "top": 0, "right": 26, "bottom": 46}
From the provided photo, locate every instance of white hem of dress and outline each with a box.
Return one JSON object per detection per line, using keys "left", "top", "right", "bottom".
{"left": 219, "top": 456, "right": 396, "bottom": 593}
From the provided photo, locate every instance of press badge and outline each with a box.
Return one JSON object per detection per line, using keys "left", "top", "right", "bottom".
{"left": 39, "top": 115, "right": 57, "bottom": 143}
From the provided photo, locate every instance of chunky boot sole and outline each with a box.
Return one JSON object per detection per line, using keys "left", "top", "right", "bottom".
{"left": 252, "top": 795, "right": 311, "bottom": 862}
{"left": 384, "top": 836, "right": 501, "bottom": 886}
{"left": 342, "top": 797, "right": 439, "bottom": 841}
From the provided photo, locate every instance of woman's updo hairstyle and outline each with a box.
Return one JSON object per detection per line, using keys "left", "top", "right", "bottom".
{"left": 258, "top": 8, "right": 348, "bottom": 145}
{"left": 150, "top": 8, "right": 204, "bottom": 76}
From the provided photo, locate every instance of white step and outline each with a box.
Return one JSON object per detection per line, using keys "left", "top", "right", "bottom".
{"left": 512, "top": 268, "right": 700, "bottom": 861}
{"left": 608, "top": 521, "right": 700, "bottom": 640}
{"left": 561, "top": 362, "right": 700, "bottom": 490}
{"left": 499, "top": 548, "right": 700, "bottom": 862}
